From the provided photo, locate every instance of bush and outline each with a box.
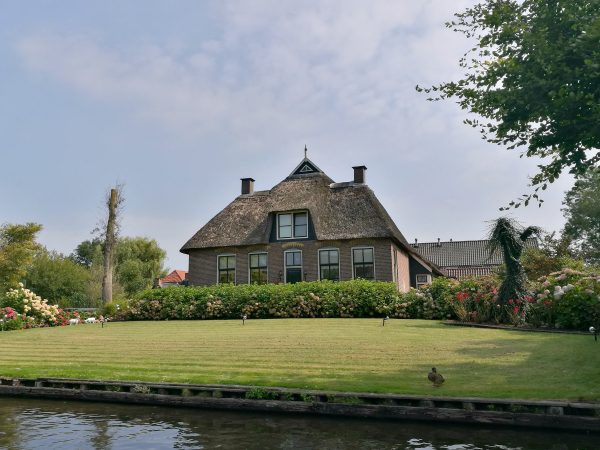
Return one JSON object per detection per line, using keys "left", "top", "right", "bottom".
{"left": 1, "top": 307, "right": 23, "bottom": 331}
{"left": 532, "top": 269, "right": 600, "bottom": 330}
{"left": 125, "top": 280, "right": 405, "bottom": 321}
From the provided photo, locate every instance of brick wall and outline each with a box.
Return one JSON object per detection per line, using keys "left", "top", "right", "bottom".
{"left": 187, "top": 238, "right": 408, "bottom": 288}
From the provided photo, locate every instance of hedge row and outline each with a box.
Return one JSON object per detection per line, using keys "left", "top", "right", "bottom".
{"left": 116, "top": 279, "right": 455, "bottom": 321}
{"left": 114, "top": 270, "right": 600, "bottom": 330}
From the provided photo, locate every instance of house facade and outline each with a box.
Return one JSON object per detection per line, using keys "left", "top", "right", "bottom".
{"left": 181, "top": 157, "right": 440, "bottom": 292}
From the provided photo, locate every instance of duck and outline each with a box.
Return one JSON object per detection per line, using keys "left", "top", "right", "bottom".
{"left": 428, "top": 367, "right": 445, "bottom": 387}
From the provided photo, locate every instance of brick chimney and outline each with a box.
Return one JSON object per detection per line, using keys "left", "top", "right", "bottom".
{"left": 241, "top": 178, "right": 255, "bottom": 195}
{"left": 352, "top": 166, "right": 367, "bottom": 184}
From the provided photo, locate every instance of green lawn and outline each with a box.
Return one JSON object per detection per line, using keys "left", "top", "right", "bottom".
{"left": 0, "top": 319, "right": 597, "bottom": 401}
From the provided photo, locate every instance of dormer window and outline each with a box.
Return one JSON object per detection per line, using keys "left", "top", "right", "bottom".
{"left": 277, "top": 211, "right": 308, "bottom": 239}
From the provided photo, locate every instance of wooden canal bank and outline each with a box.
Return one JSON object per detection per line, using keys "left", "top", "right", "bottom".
{"left": 1, "top": 377, "right": 599, "bottom": 432}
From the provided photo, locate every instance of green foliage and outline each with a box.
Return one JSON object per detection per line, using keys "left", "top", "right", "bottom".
{"left": 125, "top": 280, "right": 425, "bottom": 321}
{"left": 72, "top": 237, "right": 167, "bottom": 297}
{"left": 417, "top": 0, "right": 600, "bottom": 206}
{"left": 450, "top": 276, "right": 503, "bottom": 324}
{"left": 0, "top": 308, "right": 22, "bottom": 332}
{"left": 101, "top": 299, "right": 129, "bottom": 318}
{"left": 521, "top": 247, "right": 584, "bottom": 281}
{"left": 563, "top": 169, "right": 600, "bottom": 265}
{"left": 0, "top": 223, "right": 42, "bottom": 291}
{"left": 488, "top": 218, "right": 540, "bottom": 307}
{"left": 532, "top": 268, "right": 600, "bottom": 329}
{"left": 24, "top": 248, "right": 93, "bottom": 308}
{"left": 245, "top": 387, "right": 280, "bottom": 400}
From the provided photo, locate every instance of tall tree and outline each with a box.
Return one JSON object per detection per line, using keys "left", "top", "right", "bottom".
{"left": 562, "top": 169, "right": 600, "bottom": 265}
{"left": 100, "top": 186, "right": 124, "bottom": 303}
{"left": 417, "top": 0, "right": 600, "bottom": 207}
{"left": 0, "top": 223, "right": 42, "bottom": 291}
{"left": 488, "top": 217, "right": 541, "bottom": 304}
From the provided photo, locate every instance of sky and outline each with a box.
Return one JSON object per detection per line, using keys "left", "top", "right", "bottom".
{"left": 0, "top": 0, "right": 574, "bottom": 271}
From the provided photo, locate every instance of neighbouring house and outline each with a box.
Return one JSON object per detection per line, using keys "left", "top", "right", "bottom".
{"left": 158, "top": 270, "right": 188, "bottom": 287}
{"left": 412, "top": 238, "right": 538, "bottom": 282}
{"left": 181, "top": 156, "right": 442, "bottom": 291}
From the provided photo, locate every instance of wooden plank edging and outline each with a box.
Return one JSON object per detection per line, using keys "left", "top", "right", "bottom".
{"left": 0, "top": 377, "right": 598, "bottom": 432}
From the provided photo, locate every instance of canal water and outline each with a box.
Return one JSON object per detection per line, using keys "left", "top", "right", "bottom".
{"left": 0, "top": 397, "right": 596, "bottom": 449}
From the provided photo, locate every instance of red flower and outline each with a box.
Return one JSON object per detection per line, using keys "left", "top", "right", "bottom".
{"left": 513, "top": 306, "right": 520, "bottom": 315}
{"left": 456, "top": 292, "right": 469, "bottom": 301}
{"left": 508, "top": 299, "right": 514, "bottom": 305}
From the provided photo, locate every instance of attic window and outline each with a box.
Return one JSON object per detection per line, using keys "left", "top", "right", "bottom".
{"left": 277, "top": 212, "right": 308, "bottom": 239}
{"left": 299, "top": 164, "right": 313, "bottom": 173}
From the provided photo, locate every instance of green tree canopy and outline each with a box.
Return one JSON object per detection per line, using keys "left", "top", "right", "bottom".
{"left": 72, "top": 236, "right": 167, "bottom": 297}
{"left": 0, "top": 223, "right": 42, "bottom": 291}
{"left": 115, "top": 237, "right": 167, "bottom": 296}
{"left": 562, "top": 168, "right": 600, "bottom": 265}
{"left": 417, "top": 0, "right": 600, "bottom": 207}
{"left": 24, "top": 248, "right": 92, "bottom": 307}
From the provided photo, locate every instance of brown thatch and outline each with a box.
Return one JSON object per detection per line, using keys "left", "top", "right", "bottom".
{"left": 180, "top": 159, "right": 435, "bottom": 270}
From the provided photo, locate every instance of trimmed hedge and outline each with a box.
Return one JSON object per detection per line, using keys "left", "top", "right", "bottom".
{"left": 120, "top": 280, "right": 455, "bottom": 321}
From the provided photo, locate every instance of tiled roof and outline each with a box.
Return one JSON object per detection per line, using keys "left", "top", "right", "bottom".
{"left": 160, "top": 270, "right": 188, "bottom": 284}
{"left": 413, "top": 239, "right": 538, "bottom": 268}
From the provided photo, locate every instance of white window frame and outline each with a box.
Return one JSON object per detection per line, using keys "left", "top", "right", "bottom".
{"left": 318, "top": 247, "right": 340, "bottom": 281}
{"left": 416, "top": 274, "right": 432, "bottom": 288}
{"left": 216, "top": 254, "right": 236, "bottom": 285}
{"left": 277, "top": 211, "right": 309, "bottom": 240}
{"left": 283, "top": 249, "right": 303, "bottom": 283}
{"left": 248, "top": 252, "right": 268, "bottom": 285}
{"left": 351, "top": 246, "right": 376, "bottom": 280}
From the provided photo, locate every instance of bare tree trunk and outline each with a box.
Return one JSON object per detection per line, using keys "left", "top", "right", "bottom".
{"left": 102, "top": 188, "right": 118, "bottom": 304}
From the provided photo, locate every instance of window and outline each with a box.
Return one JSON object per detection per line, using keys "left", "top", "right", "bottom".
{"left": 284, "top": 250, "right": 303, "bottom": 283}
{"left": 352, "top": 247, "right": 374, "bottom": 280}
{"left": 218, "top": 255, "right": 236, "bottom": 284}
{"left": 249, "top": 253, "right": 268, "bottom": 284}
{"left": 319, "top": 249, "right": 339, "bottom": 281}
{"left": 277, "top": 212, "right": 308, "bottom": 239}
{"left": 416, "top": 274, "right": 432, "bottom": 288}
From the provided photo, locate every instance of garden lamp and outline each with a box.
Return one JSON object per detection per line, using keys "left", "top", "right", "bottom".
{"left": 590, "top": 326, "right": 597, "bottom": 342}
{"left": 0, "top": 316, "right": 5, "bottom": 332}
{"left": 242, "top": 314, "right": 247, "bottom": 325}
{"left": 382, "top": 316, "right": 389, "bottom": 327}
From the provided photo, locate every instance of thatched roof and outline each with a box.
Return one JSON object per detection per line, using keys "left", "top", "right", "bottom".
{"left": 181, "top": 158, "right": 437, "bottom": 270}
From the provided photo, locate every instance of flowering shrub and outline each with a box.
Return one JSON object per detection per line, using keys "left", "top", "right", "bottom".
{"left": 122, "top": 280, "right": 461, "bottom": 322}
{"left": 1, "top": 283, "right": 73, "bottom": 330}
{"left": 1, "top": 307, "right": 23, "bottom": 331}
{"left": 531, "top": 269, "right": 600, "bottom": 329}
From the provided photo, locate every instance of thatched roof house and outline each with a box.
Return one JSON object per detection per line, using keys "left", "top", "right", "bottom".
{"left": 182, "top": 156, "right": 440, "bottom": 291}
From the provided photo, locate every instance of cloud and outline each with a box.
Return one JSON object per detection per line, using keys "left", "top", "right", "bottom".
{"left": 15, "top": 1, "right": 475, "bottom": 145}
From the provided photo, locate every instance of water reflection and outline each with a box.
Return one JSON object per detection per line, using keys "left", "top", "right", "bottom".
{"left": 0, "top": 398, "right": 596, "bottom": 449}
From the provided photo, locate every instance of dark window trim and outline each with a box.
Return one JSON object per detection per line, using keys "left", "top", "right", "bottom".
{"left": 318, "top": 248, "right": 340, "bottom": 281}
{"left": 277, "top": 211, "right": 309, "bottom": 240}
{"left": 284, "top": 249, "right": 303, "bottom": 283}
{"left": 217, "top": 254, "right": 236, "bottom": 284}
{"left": 248, "top": 252, "right": 268, "bottom": 285}
{"left": 351, "top": 246, "right": 375, "bottom": 280}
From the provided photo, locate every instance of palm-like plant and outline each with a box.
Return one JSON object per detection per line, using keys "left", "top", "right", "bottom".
{"left": 488, "top": 218, "right": 541, "bottom": 304}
